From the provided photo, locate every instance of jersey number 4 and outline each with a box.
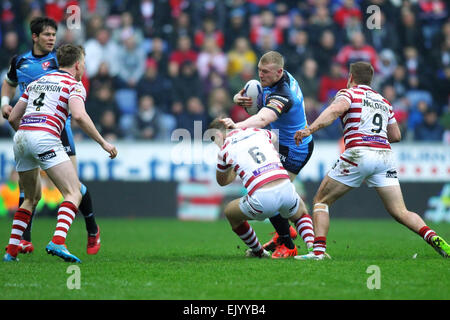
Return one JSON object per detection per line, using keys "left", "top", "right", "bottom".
{"left": 33, "top": 92, "right": 45, "bottom": 111}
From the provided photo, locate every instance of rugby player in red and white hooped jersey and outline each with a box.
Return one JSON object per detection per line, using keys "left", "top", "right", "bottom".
{"left": 209, "top": 118, "right": 312, "bottom": 259}
{"left": 3, "top": 44, "right": 117, "bottom": 263}
{"left": 293, "top": 61, "right": 450, "bottom": 260}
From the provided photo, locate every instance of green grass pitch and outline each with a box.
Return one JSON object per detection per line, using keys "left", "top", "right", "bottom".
{"left": 0, "top": 217, "right": 449, "bottom": 300}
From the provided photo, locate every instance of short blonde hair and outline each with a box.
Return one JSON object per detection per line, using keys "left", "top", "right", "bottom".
{"left": 259, "top": 51, "right": 284, "bottom": 68}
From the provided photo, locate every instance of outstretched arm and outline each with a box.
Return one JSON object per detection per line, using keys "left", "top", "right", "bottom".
{"left": 294, "top": 97, "right": 350, "bottom": 145}
{"left": 221, "top": 107, "right": 278, "bottom": 129}
{"left": 69, "top": 97, "right": 118, "bottom": 159}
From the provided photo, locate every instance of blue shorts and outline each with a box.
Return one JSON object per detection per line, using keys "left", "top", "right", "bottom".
{"left": 278, "top": 140, "right": 314, "bottom": 175}
{"left": 60, "top": 115, "right": 76, "bottom": 156}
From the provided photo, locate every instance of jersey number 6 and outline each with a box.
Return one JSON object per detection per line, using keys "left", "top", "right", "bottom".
{"left": 248, "top": 146, "right": 266, "bottom": 164}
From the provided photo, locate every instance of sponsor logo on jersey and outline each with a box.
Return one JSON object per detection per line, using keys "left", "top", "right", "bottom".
{"left": 38, "top": 149, "right": 56, "bottom": 161}
{"left": 252, "top": 162, "right": 280, "bottom": 176}
{"left": 362, "top": 136, "right": 388, "bottom": 144}
{"left": 42, "top": 61, "right": 50, "bottom": 70}
{"left": 20, "top": 116, "right": 47, "bottom": 125}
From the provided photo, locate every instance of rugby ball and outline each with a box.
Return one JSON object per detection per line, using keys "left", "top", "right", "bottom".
{"left": 243, "top": 79, "right": 262, "bottom": 115}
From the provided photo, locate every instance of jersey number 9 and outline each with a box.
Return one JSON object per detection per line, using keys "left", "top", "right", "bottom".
{"left": 371, "top": 113, "right": 383, "bottom": 134}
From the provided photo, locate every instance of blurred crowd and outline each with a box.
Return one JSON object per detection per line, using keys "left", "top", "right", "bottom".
{"left": 0, "top": 0, "right": 449, "bottom": 143}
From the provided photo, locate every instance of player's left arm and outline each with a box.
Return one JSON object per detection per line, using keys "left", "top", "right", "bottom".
{"left": 216, "top": 169, "right": 237, "bottom": 186}
{"left": 8, "top": 100, "right": 27, "bottom": 131}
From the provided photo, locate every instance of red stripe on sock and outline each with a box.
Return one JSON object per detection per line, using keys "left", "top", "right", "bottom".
{"left": 418, "top": 226, "right": 436, "bottom": 243}
{"left": 52, "top": 202, "right": 78, "bottom": 245}
{"left": 314, "top": 236, "right": 327, "bottom": 243}
{"left": 233, "top": 221, "right": 250, "bottom": 236}
{"left": 313, "top": 236, "right": 327, "bottom": 256}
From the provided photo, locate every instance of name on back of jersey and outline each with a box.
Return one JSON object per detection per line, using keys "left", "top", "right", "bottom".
{"left": 362, "top": 98, "right": 389, "bottom": 113}
{"left": 28, "top": 79, "right": 63, "bottom": 94}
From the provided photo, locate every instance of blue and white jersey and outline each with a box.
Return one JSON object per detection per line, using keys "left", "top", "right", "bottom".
{"left": 262, "top": 70, "right": 312, "bottom": 149}
{"left": 5, "top": 50, "right": 59, "bottom": 95}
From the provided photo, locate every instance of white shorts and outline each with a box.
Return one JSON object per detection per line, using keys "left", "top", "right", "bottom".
{"left": 327, "top": 147, "right": 400, "bottom": 188}
{"left": 13, "top": 130, "right": 70, "bottom": 172}
{"left": 239, "top": 179, "right": 300, "bottom": 221}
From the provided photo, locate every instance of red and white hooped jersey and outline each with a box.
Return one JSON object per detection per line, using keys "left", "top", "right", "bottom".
{"left": 336, "top": 84, "right": 396, "bottom": 150}
{"left": 217, "top": 128, "right": 290, "bottom": 196}
{"left": 18, "top": 71, "right": 86, "bottom": 138}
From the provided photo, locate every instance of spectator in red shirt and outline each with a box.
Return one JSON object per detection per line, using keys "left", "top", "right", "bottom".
{"left": 250, "top": 9, "right": 284, "bottom": 50}
{"left": 168, "top": 35, "right": 198, "bottom": 75}
{"left": 336, "top": 31, "right": 379, "bottom": 72}
{"left": 333, "top": 0, "right": 363, "bottom": 28}
{"left": 318, "top": 62, "right": 348, "bottom": 103}
{"left": 194, "top": 18, "right": 225, "bottom": 49}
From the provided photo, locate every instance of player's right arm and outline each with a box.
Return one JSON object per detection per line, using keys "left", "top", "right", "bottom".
{"left": 69, "top": 97, "right": 118, "bottom": 159}
{"left": 1, "top": 56, "right": 19, "bottom": 119}
{"left": 216, "top": 149, "right": 237, "bottom": 186}
{"left": 294, "top": 96, "right": 350, "bottom": 145}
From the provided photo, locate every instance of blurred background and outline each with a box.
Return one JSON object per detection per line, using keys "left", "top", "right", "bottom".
{"left": 0, "top": 0, "right": 448, "bottom": 222}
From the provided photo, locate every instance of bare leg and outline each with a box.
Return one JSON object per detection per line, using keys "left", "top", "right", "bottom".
{"left": 45, "top": 160, "right": 82, "bottom": 246}
{"left": 224, "top": 199, "right": 252, "bottom": 229}
{"left": 267, "top": 171, "right": 299, "bottom": 249}
{"left": 312, "top": 176, "right": 353, "bottom": 238}
{"left": 375, "top": 185, "right": 450, "bottom": 257}
{"left": 18, "top": 168, "right": 42, "bottom": 213}
{"left": 224, "top": 199, "right": 268, "bottom": 257}
{"left": 19, "top": 169, "right": 42, "bottom": 243}
{"left": 375, "top": 185, "right": 427, "bottom": 233}
{"left": 45, "top": 160, "right": 82, "bottom": 206}
{"left": 4, "top": 168, "right": 41, "bottom": 258}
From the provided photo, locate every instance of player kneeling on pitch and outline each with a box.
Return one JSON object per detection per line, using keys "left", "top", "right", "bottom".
{"left": 209, "top": 118, "right": 311, "bottom": 259}
{"left": 3, "top": 44, "right": 117, "bottom": 263}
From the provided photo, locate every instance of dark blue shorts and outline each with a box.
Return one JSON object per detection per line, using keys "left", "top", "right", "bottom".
{"left": 278, "top": 140, "right": 314, "bottom": 175}
{"left": 60, "top": 115, "right": 76, "bottom": 156}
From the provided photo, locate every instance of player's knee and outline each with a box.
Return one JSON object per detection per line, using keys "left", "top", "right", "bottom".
{"left": 65, "top": 189, "right": 82, "bottom": 206}
{"left": 297, "top": 197, "right": 308, "bottom": 215}
{"left": 32, "top": 191, "right": 41, "bottom": 207}
{"left": 392, "top": 208, "right": 412, "bottom": 222}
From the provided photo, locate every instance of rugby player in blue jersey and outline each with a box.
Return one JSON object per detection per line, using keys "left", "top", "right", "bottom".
{"left": 221, "top": 51, "right": 315, "bottom": 258}
{"left": 1, "top": 17, "right": 101, "bottom": 255}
